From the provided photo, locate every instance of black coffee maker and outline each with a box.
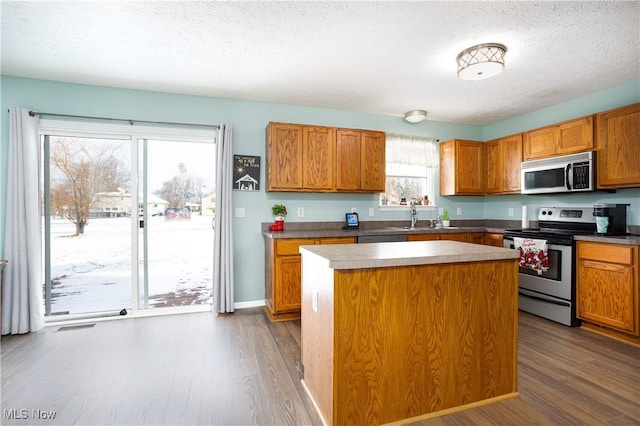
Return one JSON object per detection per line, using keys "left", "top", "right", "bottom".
{"left": 593, "top": 203, "right": 629, "bottom": 235}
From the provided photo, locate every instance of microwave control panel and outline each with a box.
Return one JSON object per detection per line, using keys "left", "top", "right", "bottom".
{"left": 572, "top": 161, "right": 591, "bottom": 189}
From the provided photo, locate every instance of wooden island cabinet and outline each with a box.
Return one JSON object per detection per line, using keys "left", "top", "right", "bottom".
{"left": 300, "top": 241, "right": 519, "bottom": 425}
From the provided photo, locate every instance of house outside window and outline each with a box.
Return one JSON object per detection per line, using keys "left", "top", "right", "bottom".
{"left": 380, "top": 133, "right": 438, "bottom": 206}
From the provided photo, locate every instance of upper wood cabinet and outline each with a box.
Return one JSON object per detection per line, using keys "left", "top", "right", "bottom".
{"left": 440, "top": 139, "right": 485, "bottom": 195}
{"left": 596, "top": 103, "right": 640, "bottom": 189}
{"left": 523, "top": 116, "right": 594, "bottom": 160}
{"left": 335, "top": 129, "right": 361, "bottom": 191}
{"left": 303, "top": 126, "right": 335, "bottom": 190}
{"left": 267, "top": 122, "right": 385, "bottom": 193}
{"left": 486, "top": 134, "right": 523, "bottom": 195}
{"left": 267, "top": 123, "right": 304, "bottom": 190}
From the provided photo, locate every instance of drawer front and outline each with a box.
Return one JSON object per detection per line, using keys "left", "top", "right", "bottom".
{"left": 276, "top": 238, "right": 316, "bottom": 256}
{"left": 320, "top": 237, "right": 357, "bottom": 245}
{"left": 577, "top": 242, "right": 634, "bottom": 265}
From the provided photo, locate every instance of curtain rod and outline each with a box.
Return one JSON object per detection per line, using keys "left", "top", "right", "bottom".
{"left": 26, "top": 110, "right": 220, "bottom": 129}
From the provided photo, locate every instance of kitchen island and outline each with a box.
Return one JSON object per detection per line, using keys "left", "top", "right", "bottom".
{"left": 300, "top": 240, "right": 520, "bottom": 425}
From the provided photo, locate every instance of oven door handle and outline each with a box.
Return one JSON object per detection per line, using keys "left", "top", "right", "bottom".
{"left": 519, "top": 290, "right": 571, "bottom": 307}
{"left": 565, "top": 164, "right": 572, "bottom": 190}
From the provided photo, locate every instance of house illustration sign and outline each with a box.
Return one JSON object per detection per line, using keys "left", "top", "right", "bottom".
{"left": 233, "top": 155, "right": 260, "bottom": 191}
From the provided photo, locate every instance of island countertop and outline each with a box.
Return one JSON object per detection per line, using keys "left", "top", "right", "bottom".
{"left": 299, "top": 240, "right": 519, "bottom": 269}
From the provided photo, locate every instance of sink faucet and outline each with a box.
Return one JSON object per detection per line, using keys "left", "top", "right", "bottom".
{"left": 410, "top": 202, "right": 418, "bottom": 228}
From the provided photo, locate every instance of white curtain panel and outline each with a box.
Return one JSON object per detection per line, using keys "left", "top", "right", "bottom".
{"left": 212, "top": 123, "right": 234, "bottom": 313}
{"left": 386, "top": 133, "right": 438, "bottom": 177}
{"left": 2, "top": 107, "right": 45, "bottom": 335}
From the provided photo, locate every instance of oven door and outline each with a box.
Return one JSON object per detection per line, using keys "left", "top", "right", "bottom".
{"left": 504, "top": 240, "right": 572, "bottom": 300}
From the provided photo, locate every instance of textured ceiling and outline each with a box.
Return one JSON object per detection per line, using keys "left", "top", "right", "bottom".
{"left": 2, "top": 1, "right": 639, "bottom": 125}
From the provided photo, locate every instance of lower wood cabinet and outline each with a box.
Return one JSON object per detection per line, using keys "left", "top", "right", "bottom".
{"left": 485, "top": 233, "right": 504, "bottom": 247}
{"left": 407, "top": 232, "right": 488, "bottom": 244}
{"left": 264, "top": 236, "right": 356, "bottom": 321}
{"left": 576, "top": 241, "right": 639, "bottom": 336}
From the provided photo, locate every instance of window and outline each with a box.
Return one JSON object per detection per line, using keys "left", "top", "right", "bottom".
{"left": 380, "top": 133, "right": 438, "bottom": 206}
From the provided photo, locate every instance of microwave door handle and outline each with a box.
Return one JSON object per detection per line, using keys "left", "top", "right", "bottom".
{"left": 565, "top": 164, "right": 572, "bottom": 190}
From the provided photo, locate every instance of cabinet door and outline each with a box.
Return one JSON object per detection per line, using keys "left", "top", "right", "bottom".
{"left": 577, "top": 259, "right": 637, "bottom": 334}
{"left": 319, "top": 237, "right": 357, "bottom": 245}
{"left": 596, "top": 103, "right": 640, "bottom": 189}
{"left": 485, "top": 140, "right": 502, "bottom": 194}
{"left": 455, "top": 141, "right": 485, "bottom": 194}
{"left": 361, "top": 131, "right": 386, "bottom": 192}
{"left": 439, "top": 140, "right": 456, "bottom": 196}
{"left": 484, "top": 233, "right": 504, "bottom": 247}
{"left": 274, "top": 256, "right": 303, "bottom": 312}
{"left": 556, "top": 116, "right": 594, "bottom": 155}
{"left": 336, "top": 129, "right": 362, "bottom": 191}
{"left": 524, "top": 126, "right": 556, "bottom": 160}
{"left": 502, "top": 134, "right": 523, "bottom": 193}
{"left": 439, "top": 233, "right": 468, "bottom": 242}
{"left": 467, "top": 233, "right": 485, "bottom": 245}
{"left": 267, "top": 123, "right": 303, "bottom": 190}
{"left": 303, "top": 126, "right": 335, "bottom": 190}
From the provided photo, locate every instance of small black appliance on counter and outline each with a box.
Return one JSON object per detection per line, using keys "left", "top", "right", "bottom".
{"left": 593, "top": 203, "right": 629, "bottom": 235}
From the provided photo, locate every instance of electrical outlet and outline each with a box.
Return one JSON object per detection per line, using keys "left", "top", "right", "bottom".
{"left": 508, "top": 208, "right": 514, "bottom": 217}
{"left": 438, "top": 207, "right": 444, "bottom": 215}
{"left": 235, "top": 207, "right": 245, "bottom": 217}
{"left": 351, "top": 207, "right": 357, "bottom": 213}
{"left": 456, "top": 207, "right": 462, "bottom": 216}
{"left": 297, "top": 207, "right": 304, "bottom": 217}
{"left": 369, "top": 207, "right": 375, "bottom": 217}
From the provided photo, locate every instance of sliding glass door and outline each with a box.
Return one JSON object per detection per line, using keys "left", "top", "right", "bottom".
{"left": 43, "top": 135, "right": 133, "bottom": 317}
{"left": 137, "top": 139, "right": 215, "bottom": 310}
{"left": 42, "top": 126, "right": 216, "bottom": 319}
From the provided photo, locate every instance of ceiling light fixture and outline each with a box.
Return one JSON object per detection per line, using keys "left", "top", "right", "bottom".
{"left": 404, "top": 110, "right": 427, "bottom": 123}
{"left": 456, "top": 43, "right": 507, "bottom": 81}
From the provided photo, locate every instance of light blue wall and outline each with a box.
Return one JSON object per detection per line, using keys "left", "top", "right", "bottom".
{"left": 0, "top": 75, "right": 480, "bottom": 303}
{"left": 483, "top": 79, "right": 640, "bottom": 140}
{"left": 1, "top": 76, "right": 638, "bottom": 303}
{"left": 481, "top": 79, "right": 640, "bottom": 227}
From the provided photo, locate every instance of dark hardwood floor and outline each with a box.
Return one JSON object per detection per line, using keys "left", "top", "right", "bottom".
{"left": 2, "top": 308, "right": 639, "bottom": 425}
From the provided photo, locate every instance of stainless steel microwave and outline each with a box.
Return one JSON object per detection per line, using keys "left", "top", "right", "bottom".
{"left": 521, "top": 151, "right": 595, "bottom": 194}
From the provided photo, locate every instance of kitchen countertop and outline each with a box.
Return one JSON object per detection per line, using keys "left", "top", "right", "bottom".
{"left": 299, "top": 240, "right": 519, "bottom": 269}
{"left": 263, "top": 225, "right": 496, "bottom": 239}
{"left": 574, "top": 234, "right": 640, "bottom": 245}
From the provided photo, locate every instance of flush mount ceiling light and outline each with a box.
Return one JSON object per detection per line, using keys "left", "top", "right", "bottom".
{"left": 456, "top": 43, "right": 507, "bottom": 81}
{"left": 404, "top": 110, "right": 427, "bottom": 123}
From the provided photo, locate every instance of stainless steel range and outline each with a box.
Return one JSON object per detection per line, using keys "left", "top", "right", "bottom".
{"left": 503, "top": 205, "right": 628, "bottom": 326}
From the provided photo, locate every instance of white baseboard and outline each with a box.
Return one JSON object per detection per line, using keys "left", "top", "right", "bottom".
{"left": 234, "top": 299, "right": 266, "bottom": 309}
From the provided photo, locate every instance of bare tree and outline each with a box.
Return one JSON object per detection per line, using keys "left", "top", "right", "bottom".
{"left": 50, "top": 138, "right": 129, "bottom": 235}
{"left": 157, "top": 163, "right": 203, "bottom": 209}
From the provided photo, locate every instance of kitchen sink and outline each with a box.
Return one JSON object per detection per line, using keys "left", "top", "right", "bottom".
{"left": 381, "top": 226, "right": 435, "bottom": 231}
{"left": 380, "top": 226, "right": 462, "bottom": 231}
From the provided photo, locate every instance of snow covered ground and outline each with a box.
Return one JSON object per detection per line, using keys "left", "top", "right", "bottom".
{"left": 48, "top": 215, "right": 213, "bottom": 316}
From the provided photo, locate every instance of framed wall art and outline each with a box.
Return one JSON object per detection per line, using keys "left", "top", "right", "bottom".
{"left": 233, "top": 155, "right": 261, "bottom": 191}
